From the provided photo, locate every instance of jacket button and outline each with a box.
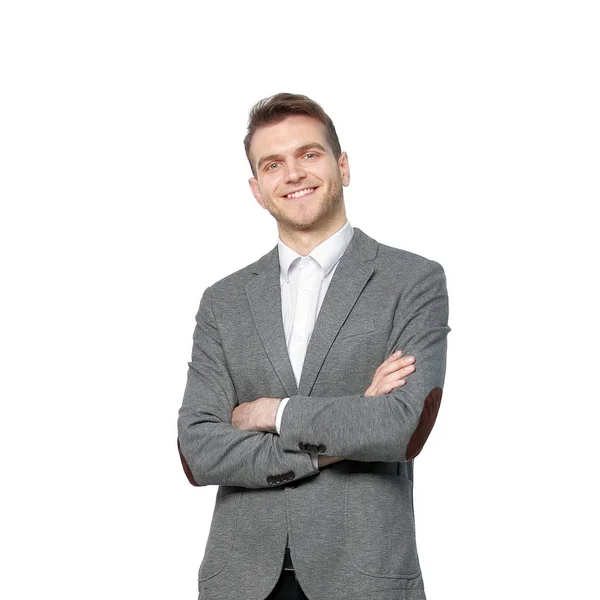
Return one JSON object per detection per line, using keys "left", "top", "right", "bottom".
{"left": 267, "top": 475, "right": 281, "bottom": 485}
{"left": 318, "top": 444, "right": 326, "bottom": 453}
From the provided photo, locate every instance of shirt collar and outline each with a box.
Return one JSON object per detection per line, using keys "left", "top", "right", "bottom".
{"left": 277, "top": 220, "right": 355, "bottom": 283}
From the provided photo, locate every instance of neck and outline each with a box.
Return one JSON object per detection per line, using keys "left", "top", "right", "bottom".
{"left": 277, "top": 213, "right": 347, "bottom": 256}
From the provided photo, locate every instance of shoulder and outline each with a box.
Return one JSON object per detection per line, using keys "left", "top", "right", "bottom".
{"left": 369, "top": 233, "right": 446, "bottom": 280}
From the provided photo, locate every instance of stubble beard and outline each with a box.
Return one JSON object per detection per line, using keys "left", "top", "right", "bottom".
{"left": 265, "top": 175, "right": 344, "bottom": 232}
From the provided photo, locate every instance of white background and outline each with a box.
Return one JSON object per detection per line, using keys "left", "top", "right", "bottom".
{"left": 1, "top": 2, "right": 598, "bottom": 599}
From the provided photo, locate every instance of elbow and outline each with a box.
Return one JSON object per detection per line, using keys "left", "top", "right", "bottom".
{"left": 177, "top": 437, "right": 205, "bottom": 487}
{"left": 397, "top": 386, "right": 444, "bottom": 462}
{"left": 177, "top": 410, "right": 221, "bottom": 487}
{"left": 384, "top": 387, "right": 442, "bottom": 462}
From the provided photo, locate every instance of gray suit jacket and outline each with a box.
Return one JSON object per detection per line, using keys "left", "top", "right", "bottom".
{"left": 177, "top": 227, "right": 450, "bottom": 600}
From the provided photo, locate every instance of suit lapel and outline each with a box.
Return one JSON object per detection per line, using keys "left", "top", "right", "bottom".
{"left": 246, "top": 248, "right": 298, "bottom": 398}
{"left": 246, "top": 227, "right": 377, "bottom": 398}
{"left": 297, "top": 241, "right": 375, "bottom": 396}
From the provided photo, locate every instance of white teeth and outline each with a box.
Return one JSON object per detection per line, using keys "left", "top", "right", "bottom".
{"left": 287, "top": 188, "right": 315, "bottom": 199}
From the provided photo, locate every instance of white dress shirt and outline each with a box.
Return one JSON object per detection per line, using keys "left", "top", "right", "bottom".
{"left": 274, "top": 219, "right": 355, "bottom": 469}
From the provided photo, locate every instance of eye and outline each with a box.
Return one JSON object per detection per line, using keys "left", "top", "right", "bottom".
{"left": 266, "top": 162, "right": 280, "bottom": 170}
{"left": 304, "top": 152, "right": 317, "bottom": 159}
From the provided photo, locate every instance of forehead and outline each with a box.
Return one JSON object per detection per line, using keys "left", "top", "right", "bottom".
{"left": 250, "top": 114, "right": 332, "bottom": 163}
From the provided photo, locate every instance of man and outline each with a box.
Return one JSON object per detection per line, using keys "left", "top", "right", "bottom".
{"left": 178, "top": 93, "right": 450, "bottom": 600}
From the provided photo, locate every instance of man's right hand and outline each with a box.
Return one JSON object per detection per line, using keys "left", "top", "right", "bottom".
{"left": 318, "top": 350, "right": 416, "bottom": 468}
{"left": 364, "top": 350, "right": 415, "bottom": 397}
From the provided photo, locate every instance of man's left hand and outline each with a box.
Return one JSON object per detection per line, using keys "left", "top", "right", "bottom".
{"left": 231, "top": 397, "right": 281, "bottom": 432}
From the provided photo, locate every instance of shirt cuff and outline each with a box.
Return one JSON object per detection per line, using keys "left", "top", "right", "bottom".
{"left": 275, "top": 397, "right": 290, "bottom": 435}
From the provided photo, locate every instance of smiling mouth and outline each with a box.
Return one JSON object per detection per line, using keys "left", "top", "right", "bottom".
{"left": 285, "top": 187, "right": 317, "bottom": 200}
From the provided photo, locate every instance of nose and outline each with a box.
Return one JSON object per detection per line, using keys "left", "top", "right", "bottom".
{"left": 283, "top": 158, "right": 306, "bottom": 183}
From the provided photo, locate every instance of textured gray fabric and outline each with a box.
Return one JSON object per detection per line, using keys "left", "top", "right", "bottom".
{"left": 178, "top": 227, "right": 450, "bottom": 600}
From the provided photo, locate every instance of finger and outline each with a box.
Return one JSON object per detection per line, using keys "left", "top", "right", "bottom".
{"left": 377, "top": 357, "right": 403, "bottom": 376}
{"left": 393, "top": 381, "right": 406, "bottom": 391}
{"left": 401, "top": 362, "right": 416, "bottom": 376}
{"left": 391, "top": 357, "right": 415, "bottom": 373}
{"left": 392, "top": 372, "right": 407, "bottom": 383}
{"left": 379, "top": 357, "right": 414, "bottom": 378}
{"left": 390, "top": 350, "right": 403, "bottom": 361}
{"left": 374, "top": 351, "right": 402, "bottom": 373}
{"left": 386, "top": 370, "right": 410, "bottom": 385}
{"left": 383, "top": 350, "right": 403, "bottom": 366}
{"left": 384, "top": 378, "right": 406, "bottom": 394}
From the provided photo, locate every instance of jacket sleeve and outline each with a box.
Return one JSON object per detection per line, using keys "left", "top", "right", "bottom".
{"left": 278, "top": 260, "right": 450, "bottom": 463}
{"left": 177, "top": 286, "right": 319, "bottom": 488}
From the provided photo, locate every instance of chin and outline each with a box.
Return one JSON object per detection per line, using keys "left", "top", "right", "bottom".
{"left": 289, "top": 211, "right": 333, "bottom": 230}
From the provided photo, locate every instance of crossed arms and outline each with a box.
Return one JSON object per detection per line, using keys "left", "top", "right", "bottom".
{"left": 177, "top": 261, "right": 450, "bottom": 489}
{"left": 230, "top": 348, "right": 416, "bottom": 469}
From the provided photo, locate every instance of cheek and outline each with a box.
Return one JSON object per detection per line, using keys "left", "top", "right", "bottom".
{"left": 262, "top": 176, "right": 281, "bottom": 197}
{"left": 317, "top": 165, "right": 337, "bottom": 182}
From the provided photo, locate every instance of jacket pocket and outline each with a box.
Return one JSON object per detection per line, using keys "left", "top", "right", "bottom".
{"left": 338, "top": 316, "right": 375, "bottom": 339}
{"left": 344, "top": 473, "right": 420, "bottom": 578}
{"left": 197, "top": 486, "right": 242, "bottom": 582}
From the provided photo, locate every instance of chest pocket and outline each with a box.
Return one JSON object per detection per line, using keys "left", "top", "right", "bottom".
{"left": 337, "top": 316, "right": 375, "bottom": 340}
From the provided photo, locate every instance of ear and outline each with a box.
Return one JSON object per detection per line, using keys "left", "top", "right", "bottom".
{"left": 338, "top": 151, "right": 350, "bottom": 186}
{"left": 249, "top": 177, "right": 265, "bottom": 209}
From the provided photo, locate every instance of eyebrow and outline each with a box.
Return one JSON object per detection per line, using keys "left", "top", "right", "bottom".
{"left": 257, "top": 143, "right": 329, "bottom": 171}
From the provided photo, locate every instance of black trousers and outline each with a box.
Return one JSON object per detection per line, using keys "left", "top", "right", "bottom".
{"left": 266, "top": 548, "right": 309, "bottom": 600}
{"left": 265, "top": 569, "right": 309, "bottom": 600}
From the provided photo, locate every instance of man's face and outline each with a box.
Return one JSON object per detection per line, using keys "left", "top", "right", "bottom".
{"left": 248, "top": 115, "right": 350, "bottom": 232}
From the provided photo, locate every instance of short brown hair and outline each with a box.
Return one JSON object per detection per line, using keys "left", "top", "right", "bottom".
{"left": 244, "top": 93, "right": 342, "bottom": 176}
